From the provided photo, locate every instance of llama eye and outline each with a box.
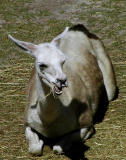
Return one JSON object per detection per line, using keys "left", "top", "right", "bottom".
{"left": 39, "top": 64, "right": 48, "bottom": 70}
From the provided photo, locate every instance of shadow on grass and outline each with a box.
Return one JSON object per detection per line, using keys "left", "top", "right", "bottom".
{"left": 63, "top": 142, "right": 89, "bottom": 160}
{"left": 48, "top": 139, "right": 89, "bottom": 160}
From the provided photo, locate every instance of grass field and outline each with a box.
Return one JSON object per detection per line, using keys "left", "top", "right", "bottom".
{"left": 0, "top": 0, "right": 126, "bottom": 159}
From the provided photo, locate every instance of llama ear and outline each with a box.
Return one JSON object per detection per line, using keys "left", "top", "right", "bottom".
{"left": 51, "top": 27, "right": 69, "bottom": 47}
{"left": 8, "top": 34, "right": 37, "bottom": 57}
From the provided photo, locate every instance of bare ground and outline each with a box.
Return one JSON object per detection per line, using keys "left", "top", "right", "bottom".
{"left": 0, "top": 0, "right": 126, "bottom": 159}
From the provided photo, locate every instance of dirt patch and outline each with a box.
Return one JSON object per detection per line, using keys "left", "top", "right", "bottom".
{"left": 27, "top": 0, "right": 126, "bottom": 48}
{"left": 28, "top": 0, "right": 91, "bottom": 24}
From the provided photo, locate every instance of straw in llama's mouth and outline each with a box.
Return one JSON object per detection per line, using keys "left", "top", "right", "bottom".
{"left": 53, "top": 84, "right": 63, "bottom": 95}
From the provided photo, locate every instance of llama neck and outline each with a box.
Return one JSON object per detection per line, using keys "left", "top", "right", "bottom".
{"left": 35, "top": 72, "right": 61, "bottom": 120}
{"left": 36, "top": 73, "right": 55, "bottom": 104}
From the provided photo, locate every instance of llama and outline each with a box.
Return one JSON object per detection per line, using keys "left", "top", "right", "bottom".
{"left": 9, "top": 24, "right": 117, "bottom": 155}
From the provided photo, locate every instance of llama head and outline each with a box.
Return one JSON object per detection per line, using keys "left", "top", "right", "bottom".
{"left": 9, "top": 27, "right": 69, "bottom": 95}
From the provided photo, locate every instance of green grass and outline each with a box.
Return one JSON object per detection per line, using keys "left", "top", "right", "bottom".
{"left": 0, "top": 0, "right": 126, "bottom": 159}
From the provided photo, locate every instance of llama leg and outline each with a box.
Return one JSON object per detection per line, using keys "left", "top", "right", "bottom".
{"left": 25, "top": 127, "right": 44, "bottom": 155}
{"left": 80, "top": 127, "right": 94, "bottom": 141}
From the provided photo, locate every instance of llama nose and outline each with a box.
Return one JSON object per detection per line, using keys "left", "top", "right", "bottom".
{"left": 57, "top": 78, "right": 67, "bottom": 87}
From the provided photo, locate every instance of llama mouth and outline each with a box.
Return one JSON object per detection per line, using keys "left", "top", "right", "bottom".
{"left": 53, "top": 85, "right": 63, "bottom": 95}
